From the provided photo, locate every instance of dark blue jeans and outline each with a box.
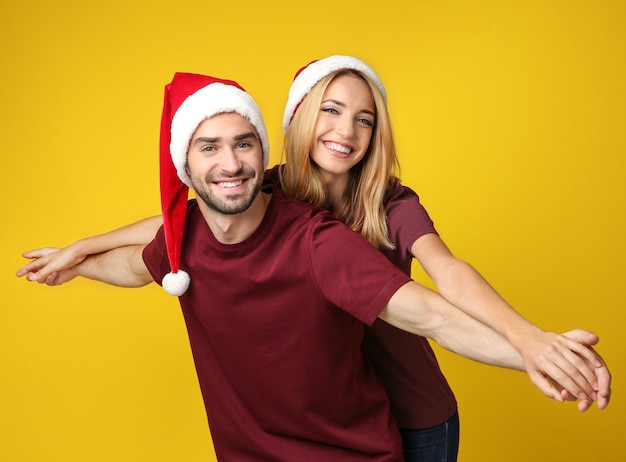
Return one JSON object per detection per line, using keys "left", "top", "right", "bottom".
{"left": 400, "top": 410, "right": 460, "bottom": 462}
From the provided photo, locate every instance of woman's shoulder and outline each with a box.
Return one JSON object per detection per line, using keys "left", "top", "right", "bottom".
{"left": 263, "top": 164, "right": 284, "bottom": 186}
{"left": 385, "top": 178, "right": 421, "bottom": 204}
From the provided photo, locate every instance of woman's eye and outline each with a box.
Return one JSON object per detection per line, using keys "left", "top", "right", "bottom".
{"left": 321, "top": 107, "right": 338, "bottom": 114}
{"left": 358, "top": 117, "right": 374, "bottom": 127}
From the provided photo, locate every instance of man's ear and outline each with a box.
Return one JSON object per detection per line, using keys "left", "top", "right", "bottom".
{"left": 185, "top": 161, "right": 190, "bottom": 177}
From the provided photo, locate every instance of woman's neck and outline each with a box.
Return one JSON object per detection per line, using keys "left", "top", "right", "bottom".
{"left": 319, "top": 171, "right": 348, "bottom": 213}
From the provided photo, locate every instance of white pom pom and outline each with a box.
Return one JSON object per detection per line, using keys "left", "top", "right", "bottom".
{"left": 162, "top": 270, "right": 190, "bottom": 296}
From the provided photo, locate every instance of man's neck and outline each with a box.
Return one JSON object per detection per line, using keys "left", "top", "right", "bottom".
{"left": 198, "top": 192, "right": 271, "bottom": 244}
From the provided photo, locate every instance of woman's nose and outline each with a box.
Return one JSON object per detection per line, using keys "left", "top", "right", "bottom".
{"left": 335, "top": 116, "right": 355, "bottom": 137}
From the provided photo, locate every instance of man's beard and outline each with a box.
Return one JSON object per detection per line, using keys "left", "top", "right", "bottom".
{"left": 190, "top": 167, "right": 263, "bottom": 215}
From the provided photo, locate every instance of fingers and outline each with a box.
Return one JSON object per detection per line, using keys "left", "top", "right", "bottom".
{"left": 19, "top": 259, "right": 52, "bottom": 281}
{"left": 543, "top": 339, "right": 612, "bottom": 411}
{"left": 16, "top": 258, "right": 50, "bottom": 278}
{"left": 530, "top": 332, "right": 612, "bottom": 411}
{"left": 588, "top": 346, "right": 612, "bottom": 410}
{"left": 528, "top": 371, "right": 563, "bottom": 402}
{"left": 541, "top": 372, "right": 602, "bottom": 412}
{"left": 560, "top": 331, "right": 612, "bottom": 409}
{"left": 558, "top": 341, "right": 600, "bottom": 389}
{"left": 597, "top": 388, "right": 611, "bottom": 410}
{"left": 540, "top": 366, "right": 593, "bottom": 403}
{"left": 21, "top": 248, "right": 58, "bottom": 259}
{"left": 545, "top": 377, "right": 576, "bottom": 402}
{"left": 44, "top": 272, "right": 60, "bottom": 286}
{"left": 16, "top": 247, "right": 60, "bottom": 281}
{"left": 538, "top": 372, "right": 597, "bottom": 412}
{"left": 560, "top": 336, "right": 602, "bottom": 368}
{"left": 555, "top": 378, "right": 593, "bottom": 412}
{"left": 533, "top": 340, "right": 598, "bottom": 402}
{"left": 562, "top": 328, "right": 599, "bottom": 347}
{"left": 577, "top": 398, "right": 593, "bottom": 412}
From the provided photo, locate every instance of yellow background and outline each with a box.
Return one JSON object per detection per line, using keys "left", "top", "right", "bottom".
{"left": 2, "top": 1, "right": 624, "bottom": 460}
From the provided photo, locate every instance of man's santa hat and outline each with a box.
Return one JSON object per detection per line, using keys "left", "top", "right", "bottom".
{"left": 282, "top": 55, "right": 387, "bottom": 132}
{"left": 159, "top": 72, "right": 269, "bottom": 296}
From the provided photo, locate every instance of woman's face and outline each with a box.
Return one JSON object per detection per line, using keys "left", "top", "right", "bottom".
{"left": 310, "top": 74, "right": 375, "bottom": 180}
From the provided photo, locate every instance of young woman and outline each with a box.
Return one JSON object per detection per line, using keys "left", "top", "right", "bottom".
{"left": 279, "top": 58, "right": 461, "bottom": 461}
{"left": 18, "top": 56, "right": 610, "bottom": 462}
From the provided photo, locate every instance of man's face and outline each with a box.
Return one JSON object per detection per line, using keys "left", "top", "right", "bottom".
{"left": 186, "top": 112, "right": 264, "bottom": 215}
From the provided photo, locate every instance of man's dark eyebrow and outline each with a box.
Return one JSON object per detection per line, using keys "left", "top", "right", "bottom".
{"left": 193, "top": 136, "right": 219, "bottom": 146}
{"left": 322, "top": 99, "right": 375, "bottom": 116}
{"left": 234, "top": 132, "right": 258, "bottom": 141}
{"left": 193, "top": 132, "right": 257, "bottom": 147}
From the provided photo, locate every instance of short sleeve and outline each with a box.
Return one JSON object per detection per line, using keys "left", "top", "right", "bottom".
{"left": 385, "top": 182, "right": 437, "bottom": 256}
{"left": 142, "top": 225, "right": 169, "bottom": 286}
{"left": 307, "top": 214, "right": 412, "bottom": 326}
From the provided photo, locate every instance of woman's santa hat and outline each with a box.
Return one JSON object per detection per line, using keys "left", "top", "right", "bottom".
{"left": 159, "top": 72, "right": 269, "bottom": 296}
{"left": 282, "top": 55, "right": 387, "bottom": 132}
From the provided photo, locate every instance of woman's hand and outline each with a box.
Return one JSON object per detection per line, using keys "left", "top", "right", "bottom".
{"left": 16, "top": 245, "right": 85, "bottom": 286}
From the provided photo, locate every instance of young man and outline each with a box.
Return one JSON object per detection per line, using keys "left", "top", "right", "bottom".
{"left": 19, "top": 73, "right": 610, "bottom": 460}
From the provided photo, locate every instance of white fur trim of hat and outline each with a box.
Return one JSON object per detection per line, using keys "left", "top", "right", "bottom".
{"left": 170, "top": 82, "right": 270, "bottom": 187}
{"left": 282, "top": 55, "right": 387, "bottom": 132}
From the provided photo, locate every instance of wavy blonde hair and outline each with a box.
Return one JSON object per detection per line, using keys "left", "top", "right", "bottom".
{"left": 280, "top": 69, "right": 400, "bottom": 249}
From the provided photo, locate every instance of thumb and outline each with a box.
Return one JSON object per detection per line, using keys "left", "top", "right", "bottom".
{"left": 562, "top": 329, "right": 599, "bottom": 347}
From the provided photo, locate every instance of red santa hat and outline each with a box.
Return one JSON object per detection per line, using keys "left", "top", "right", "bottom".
{"left": 282, "top": 55, "right": 387, "bottom": 132}
{"left": 159, "top": 72, "right": 270, "bottom": 296}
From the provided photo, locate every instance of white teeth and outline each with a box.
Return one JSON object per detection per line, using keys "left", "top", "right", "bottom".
{"left": 217, "top": 180, "right": 244, "bottom": 188}
{"left": 325, "top": 142, "right": 352, "bottom": 154}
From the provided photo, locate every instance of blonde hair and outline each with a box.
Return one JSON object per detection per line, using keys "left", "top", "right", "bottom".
{"left": 280, "top": 69, "right": 400, "bottom": 249}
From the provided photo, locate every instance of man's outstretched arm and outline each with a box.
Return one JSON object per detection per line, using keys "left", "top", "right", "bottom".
{"left": 16, "top": 216, "right": 162, "bottom": 285}
{"left": 380, "top": 281, "right": 611, "bottom": 411}
{"left": 74, "top": 244, "right": 153, "bottom": 287}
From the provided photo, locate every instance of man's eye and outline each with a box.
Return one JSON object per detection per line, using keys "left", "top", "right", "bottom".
{"left": 237, "top": 142, "right": 251, "bottom": 148}
{"left": 201, "top": 146, "right": 215, "bottom": 152}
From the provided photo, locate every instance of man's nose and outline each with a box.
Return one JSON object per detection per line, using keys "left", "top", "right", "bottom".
{"left": 221, "top": 148, "right": 243, "bottom": 172}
